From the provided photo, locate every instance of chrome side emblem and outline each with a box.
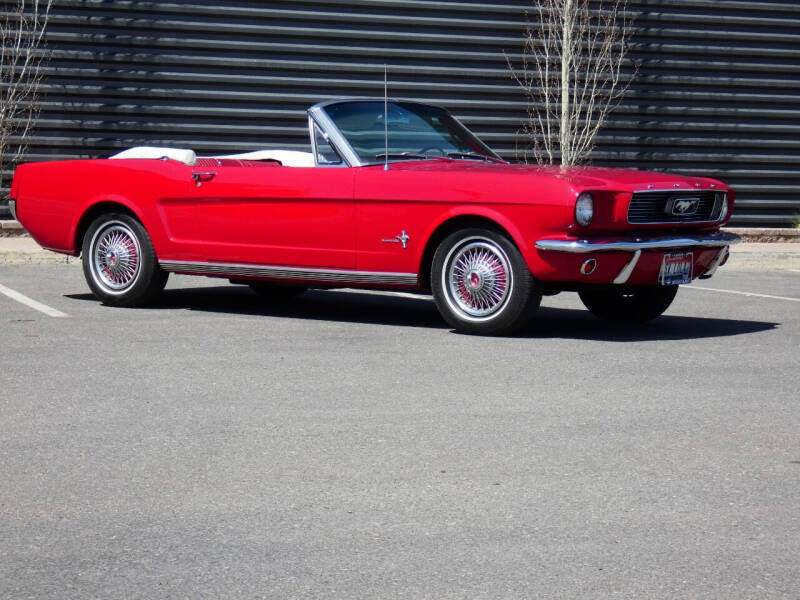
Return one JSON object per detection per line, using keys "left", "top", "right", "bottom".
{"left": 381, "top": 230, "right": 410, "bottom": 249}
{"left": 667, "top": 196, "right": 700, "bottom": 216}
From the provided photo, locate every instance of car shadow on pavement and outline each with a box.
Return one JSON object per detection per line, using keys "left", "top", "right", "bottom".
{"left": 66, "top": 285, "right": 777, "bottom": 340}
{"left": 519, "top": 306, "right": 777, "bottom": 342}
{"left": 67, "top": 286, "right": 448, "bottom": 330}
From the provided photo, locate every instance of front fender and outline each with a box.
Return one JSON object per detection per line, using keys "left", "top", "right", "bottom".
{"left": 416, "top": 200, "right": 573, "bottom": 277}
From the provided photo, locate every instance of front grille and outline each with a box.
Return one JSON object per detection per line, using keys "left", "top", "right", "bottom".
{"left": 628, "top": 190, "right": 723, "bottom": 224}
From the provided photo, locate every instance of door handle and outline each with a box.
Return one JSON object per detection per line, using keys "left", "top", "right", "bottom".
{"left": 192, "top": 171, "right": 216, "bottom": 186}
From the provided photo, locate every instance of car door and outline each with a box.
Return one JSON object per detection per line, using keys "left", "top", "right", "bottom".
{"left": 354, "top": 167, "right": 444, "bottom": 275}
{"left": 190, "top": 161, "right": 355, "bottom": 269}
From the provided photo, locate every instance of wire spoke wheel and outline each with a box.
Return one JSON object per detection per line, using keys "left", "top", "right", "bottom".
{"left": 444, "top": 238, "right": 512, "bottom": 320}
{"left": 91, "top": 223, "right": 142, "bottom": 291}
{"left": 431, "top": 229, "right": 540, "bottom": 335}
{"left": 82, "top": 212, "right": 168, "bottom": 306}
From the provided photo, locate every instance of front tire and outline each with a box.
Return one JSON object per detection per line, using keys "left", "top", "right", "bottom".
{"left": 431, "top": 228, "right": 541, "bottom": 335}
{"left": 82, "top": 212, "right": 167, "bottom": 306}
{"left": 578, "top": 285, "right": 678, "bottom": 323}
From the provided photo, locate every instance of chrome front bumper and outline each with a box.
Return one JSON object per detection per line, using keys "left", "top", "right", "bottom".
{"left": 534, "top": 231, "right": 740, "bottom": 253}
{"left": 534, "top": 231, "right": 740, "bottom": 284}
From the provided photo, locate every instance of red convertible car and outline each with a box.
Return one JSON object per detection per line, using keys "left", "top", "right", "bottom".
{"left": 10, "top": 99, "right": 738, "bottom": 334}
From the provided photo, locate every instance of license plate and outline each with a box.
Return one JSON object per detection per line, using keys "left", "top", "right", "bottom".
{"left": 659, "top": 252, "right": 693, "bottom": 285}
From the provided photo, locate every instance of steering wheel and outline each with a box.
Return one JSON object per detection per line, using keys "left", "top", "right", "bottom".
{"left": 418, "top": 146, "right": 446, "bottom": 157}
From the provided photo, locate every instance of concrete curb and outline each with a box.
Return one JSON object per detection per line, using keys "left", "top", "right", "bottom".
{"left": 0, "top": 220, "right": 26, "bottom": 237}
{"left": 0, "top": 237, "right": 79, "bottom": 265}
{"left": 724, "top": 227, "right": 800, "bottom": 243}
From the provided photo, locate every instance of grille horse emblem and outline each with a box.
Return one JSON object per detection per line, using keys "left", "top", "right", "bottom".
{"left": 668, "top": 196, "right": 700, "bottom": 216}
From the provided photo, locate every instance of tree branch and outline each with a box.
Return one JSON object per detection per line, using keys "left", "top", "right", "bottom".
{"left": 507, "top": 0, "right": 634, "bottom": 166}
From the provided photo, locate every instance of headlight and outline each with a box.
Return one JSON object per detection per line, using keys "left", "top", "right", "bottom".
{"left": 575, "top": 192, "right": 594, "bottom": 226}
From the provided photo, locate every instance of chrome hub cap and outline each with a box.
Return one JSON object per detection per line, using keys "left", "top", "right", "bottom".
{"left": 91, "top": 223, "right": 141, "bottom": 291}
{"left": 467, "top": 270, "right": 482, "bottom": 290}
{"left": 445, "top": 239, "right": 511, "bottom": 319}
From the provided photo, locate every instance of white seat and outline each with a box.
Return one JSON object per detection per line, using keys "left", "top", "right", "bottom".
{"left": 110, "top": 146, "right": 197, "bottom": 165}
{"left": 214, "top": 150, "right": 315, "bottom": 167}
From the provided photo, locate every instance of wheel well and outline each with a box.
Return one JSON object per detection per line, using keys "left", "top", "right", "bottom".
{"left": 74, "top": 202, "right": 139, "bottom": 255}
{"left": 418, "top": 215, "right": 518, "bottom": 292}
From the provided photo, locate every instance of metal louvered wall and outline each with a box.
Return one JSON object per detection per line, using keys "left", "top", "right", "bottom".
{"left": 2, "top": 0, "right": 798, "bottom": 224}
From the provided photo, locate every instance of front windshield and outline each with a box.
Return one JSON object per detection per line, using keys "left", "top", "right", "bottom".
{"left": 322, "top": 101, "right": 501, "bottom": 164}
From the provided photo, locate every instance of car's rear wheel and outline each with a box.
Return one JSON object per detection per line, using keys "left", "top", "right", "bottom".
{"left": 82, "top": 212, "right": 167, "bottom": 306}
{"left": 431, "top": 228, "right": 541, "bottom": 335}
{"left": 578, "top": 285, "right": 678, "bottom": 323}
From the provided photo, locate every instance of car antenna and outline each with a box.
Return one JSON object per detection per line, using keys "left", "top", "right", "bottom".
{"left": 384, "top": 64, "right": 389, "bottom": 171}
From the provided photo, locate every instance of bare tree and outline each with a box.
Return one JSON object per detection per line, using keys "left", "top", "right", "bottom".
{"left": 1, "top": 0, "right": 53, "bottom": 199}
{"left": 507, "top": 0, "right": 634, "bottom": 166}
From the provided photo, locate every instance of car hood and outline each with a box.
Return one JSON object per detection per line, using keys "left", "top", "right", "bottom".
{"left": 384, "top": 161, "right": 728, "bottom": 192}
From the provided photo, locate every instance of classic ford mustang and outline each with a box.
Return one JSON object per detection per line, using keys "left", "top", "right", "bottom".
{"left": 10, "top": 99, "right": 738, "bottom": 334}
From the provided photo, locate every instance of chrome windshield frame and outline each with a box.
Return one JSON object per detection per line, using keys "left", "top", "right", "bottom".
{"left": 307, "top": 99, "right": 505, "bottom": 168}
{"left": 307, "top": 108, "right": 363, "bottom": 167}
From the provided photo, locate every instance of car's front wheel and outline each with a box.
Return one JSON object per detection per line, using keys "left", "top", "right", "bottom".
{"left": 82, "top": 212, "right": 168, "bottom": 306}
{"left": 578, "top": 285, "right": 678, "bottom": 323}
{"left": 431, "top": 228, "right": 541, "bottom": 335}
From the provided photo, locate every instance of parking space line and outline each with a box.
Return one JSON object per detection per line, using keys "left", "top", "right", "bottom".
{"left": 0, "top": 283, "right": 69, "bottom": 318}
{"left": 684, "top": 284, "right": 800, "bottom": 303}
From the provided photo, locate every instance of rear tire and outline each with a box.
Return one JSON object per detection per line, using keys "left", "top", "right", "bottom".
{"left": 82, "top": 212, "right": 168, "bottom": 306}
{"left": 431, "top": 228, "right": 541, "bottom": 335}
{"left": 578, "top": 285, "right": 678, "bottom": 323}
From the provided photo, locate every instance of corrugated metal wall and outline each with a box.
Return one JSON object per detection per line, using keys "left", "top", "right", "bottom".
{"left": 2, "top": 0, "right": 798, "bottom": 224}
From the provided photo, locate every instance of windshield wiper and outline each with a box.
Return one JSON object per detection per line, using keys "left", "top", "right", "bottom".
{"left": 446, "top": 152, "right": 495, "bottom": 162}
{"left": 374, "top": 152, "right": 431, "bottom": 160}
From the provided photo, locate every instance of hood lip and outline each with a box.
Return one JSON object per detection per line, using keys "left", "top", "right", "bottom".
{"left": 368, "top": 161, "right": 731, "bottom": 193}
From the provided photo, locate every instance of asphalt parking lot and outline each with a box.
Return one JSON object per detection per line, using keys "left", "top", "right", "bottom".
{"left": 1, "top": 260, "right": 798, "bottom": 598}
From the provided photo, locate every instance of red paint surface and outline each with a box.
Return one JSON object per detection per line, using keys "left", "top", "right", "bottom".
{"left": 11, "top": 158, "right": 733, "bottom": 287}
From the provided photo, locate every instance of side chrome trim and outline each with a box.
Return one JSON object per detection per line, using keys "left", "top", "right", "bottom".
{"left": 535, "top": 231, "right": 740, "bottom": 253}
{"left": 613, "top": 249, "right": 642, "bottom": 284}
{"left": 633, "top": 188, "right": 715, "bottom": 193}
{"left": 159, "top": 260, "right": 418, "bottom": 286}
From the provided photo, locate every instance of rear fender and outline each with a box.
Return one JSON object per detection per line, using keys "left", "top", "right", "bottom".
{"left": 72, "top": 194, "right": 147, "bottom": 254}
{"left": 9, "top": 165, "right": 24, "bottom": 200}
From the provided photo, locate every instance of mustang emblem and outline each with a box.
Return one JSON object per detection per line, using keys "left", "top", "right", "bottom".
{"left": 381, "top": 230, "right": 410, "bottom": 249}
{"left": 668, "top": 196, "right": 700, "bottom": 216}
